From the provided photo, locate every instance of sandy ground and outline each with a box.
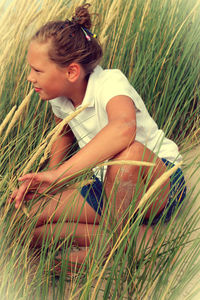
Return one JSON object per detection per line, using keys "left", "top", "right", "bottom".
{"left": 178, "top": 145, "right": 200, "bottom": 300}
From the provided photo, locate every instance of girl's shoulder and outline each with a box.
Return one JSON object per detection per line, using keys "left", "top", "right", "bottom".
{"left": 93, "top": 66, "right": 129, "bottom": 85}
{"left": 92, "top": 66, "right": 133, "bottom": 98}
{"left": 92, "top": 66, "right": 144, "bottom": 111}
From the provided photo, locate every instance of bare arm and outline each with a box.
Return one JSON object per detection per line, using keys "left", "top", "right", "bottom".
{"left": 48, "top": 116, "right": 75, "bottom": 169}
{"left": 58, "top": 95, "right": 136, "bottom": 178}
{"left": 11, "top": 95, "right": 136, "bottom": 208}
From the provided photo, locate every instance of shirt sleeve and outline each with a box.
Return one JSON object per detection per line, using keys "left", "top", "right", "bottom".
{"left": 96, "top": 70, "right": 144, "bottom": 112}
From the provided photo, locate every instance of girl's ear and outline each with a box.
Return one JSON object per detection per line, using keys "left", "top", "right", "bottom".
{"left": 65, "top": 63, "right": 80, "bottom": 82}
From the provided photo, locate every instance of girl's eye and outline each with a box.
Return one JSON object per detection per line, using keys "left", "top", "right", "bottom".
{"left": 31, "top": 66, "right": 41, "bottom": 73}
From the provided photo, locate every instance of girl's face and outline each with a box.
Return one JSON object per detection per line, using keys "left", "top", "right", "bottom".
{"left": 27, "top": 41, "right": 69, "bottom": 100}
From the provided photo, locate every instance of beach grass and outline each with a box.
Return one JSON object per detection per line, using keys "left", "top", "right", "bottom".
{"left": 0, "top": 0, "right": 200, "bottom": 299}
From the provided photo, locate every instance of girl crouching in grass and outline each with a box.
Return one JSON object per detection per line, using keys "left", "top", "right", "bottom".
{"left": 9, "top": 4, "right": 186, "bottom": 270}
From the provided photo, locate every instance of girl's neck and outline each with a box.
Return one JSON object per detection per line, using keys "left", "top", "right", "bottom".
{"left": 70, "top": 77, "right": 88, "bottom": 108}
{"left": 66, "top": 67, "right": 89, "bottom": 108}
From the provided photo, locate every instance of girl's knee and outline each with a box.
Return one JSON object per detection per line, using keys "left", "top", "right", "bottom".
{"left": 105, "top": 141, "right": 167, "bottom": 187}
{"left": 114, "top": 141, "right": 154, "bottom": 164}
{"left": 105, "top": 143, "right": 146, "bottom": 184}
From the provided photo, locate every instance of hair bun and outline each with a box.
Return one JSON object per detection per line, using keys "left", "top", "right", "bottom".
{"left": 72, "top": 3, "right": 92, "bottom": 29}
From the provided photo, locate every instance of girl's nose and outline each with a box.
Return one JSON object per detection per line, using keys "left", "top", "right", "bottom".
{"left": 27, "top": 70, "right": 36, "bottom": 83}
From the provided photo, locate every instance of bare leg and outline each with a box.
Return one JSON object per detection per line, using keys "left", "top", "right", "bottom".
{"left": 31, "top": 222, "right": 102, "bottom": 269}
{"left": 28, "top": 188, "right": 102, "bottom": 267}
{"left": 32, "top": 222, "right": 100, "bottom": 248}
{"left": 29, "top": 188, "right": 101, "bottom": 227}
{"left": 104, "top": 141, "right": 170, "bottom": 230}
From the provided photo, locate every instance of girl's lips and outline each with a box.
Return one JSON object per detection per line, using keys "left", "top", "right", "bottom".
{"left": 34, "top": 87, "right": 41, "bottom": 93}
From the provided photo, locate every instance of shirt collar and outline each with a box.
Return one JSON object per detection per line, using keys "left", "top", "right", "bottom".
{"left": 81, "top": 65, "right": 103, "bottom": 108}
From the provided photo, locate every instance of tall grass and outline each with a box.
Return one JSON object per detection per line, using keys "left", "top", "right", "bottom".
{"left": 0, "top": 0, "right": 200, "bottom": 299}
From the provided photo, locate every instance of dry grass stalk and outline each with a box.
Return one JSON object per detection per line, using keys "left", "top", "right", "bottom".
{"left": 0, "top": 39, "right": 13, "bottom": 67}
{"left": 68, "top": 179, "right": 94, "bottom": 189}
{"left": 0, "top": 0, "right": 36, "bottom": 48}
{"left": 46, "top": 104, "right": 88, "bottom": 141}
{"left": 41, "top": 1, "right": 62, "bottom": 21}
{"left": 153, "top": 1, "right": 199, "bottom": 92}
{"left": 2, "top": 89, "right": 34, "bottom": 143}
{"left": 99, "top": 0, "right": 118, "bottom": 45}
{"left": 98, "top": 160, "right": 155, "bottom": 168}
{"left": 39, "top": 104, "right": 89, "bottom": 165}
{"left": 108, "top": 0, "right": 134, "bottom": 67}
{"left": 0, "top": 41, "right": 13, "bottom": 95}
{"left": 99, "top": 12, "right": 116, "bottom": 43}
{"left": 22, "top": 141, "right": 47, "bottom": 176}
{"left": 0, "top": 105, "right": 16, "bottom": 136}
{"left": 118, "top": 0, "right": 137, "bottom": 66}
{"left": 0, "top": 0, "right": 8, "bottom": 11}
{"left": 143, "top": 275, "right": 160, "bottom": 300}
{"left": 21, "top": 205, "right": 30, "bottom": 218}
{"left": 129, "top": 0, "right": 151, "bottom": 76}
{"left": 137, "top": 161, "right": 182, "bottom": 210}
{"left": 0, "top": 0, "right": 16, "bottom": 31}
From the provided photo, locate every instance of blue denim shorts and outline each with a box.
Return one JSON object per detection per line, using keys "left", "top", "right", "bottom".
{"left": 80, "top": 158, "right": 186, "bottom": 224}
{"left": 143, "top": 158, "right": 186, "bottom": 225}
{"left": 81, "top": 176, "right": 104, "bottom": 216}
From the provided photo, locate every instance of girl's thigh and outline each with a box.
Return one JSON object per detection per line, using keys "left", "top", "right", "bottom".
{"left": 29, "top": 188, "right": 101, "bottom": 227}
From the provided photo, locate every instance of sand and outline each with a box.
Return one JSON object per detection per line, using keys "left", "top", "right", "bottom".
{"left": 179, "top": 145, "right": 200, "bottom": 299}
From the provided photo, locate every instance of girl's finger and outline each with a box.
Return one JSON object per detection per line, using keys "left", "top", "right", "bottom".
{"left": 15, "top": 182, "right": 31, "bottom": 209}
{"left": 18, "top": 173, "right": 37, "bottom": 182}
{"left": 8, "top": 189, "right": 18, "bottom": 203}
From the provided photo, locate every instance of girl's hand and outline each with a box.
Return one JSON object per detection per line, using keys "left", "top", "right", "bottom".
{"left": 9, "top": 170, "right": 59, "bottom": 209}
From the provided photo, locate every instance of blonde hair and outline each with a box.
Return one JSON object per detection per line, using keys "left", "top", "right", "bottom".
{"left": 31, "top": 4, "right": 102, "bottom": 76}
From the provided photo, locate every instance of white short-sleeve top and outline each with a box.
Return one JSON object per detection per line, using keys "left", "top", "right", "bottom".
{"left": 49, "top": 65, "right": 181, "bottom": 164}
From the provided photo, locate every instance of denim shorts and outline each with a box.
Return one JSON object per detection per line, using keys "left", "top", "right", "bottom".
{"left": 81, "top": 176, "right": 104, "bottom": 216}
{"left": 143, "top": 158, "right": 186, "bottom": 224}
{"left": 80, "top": 158, "right": 186, "bottom": 224}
